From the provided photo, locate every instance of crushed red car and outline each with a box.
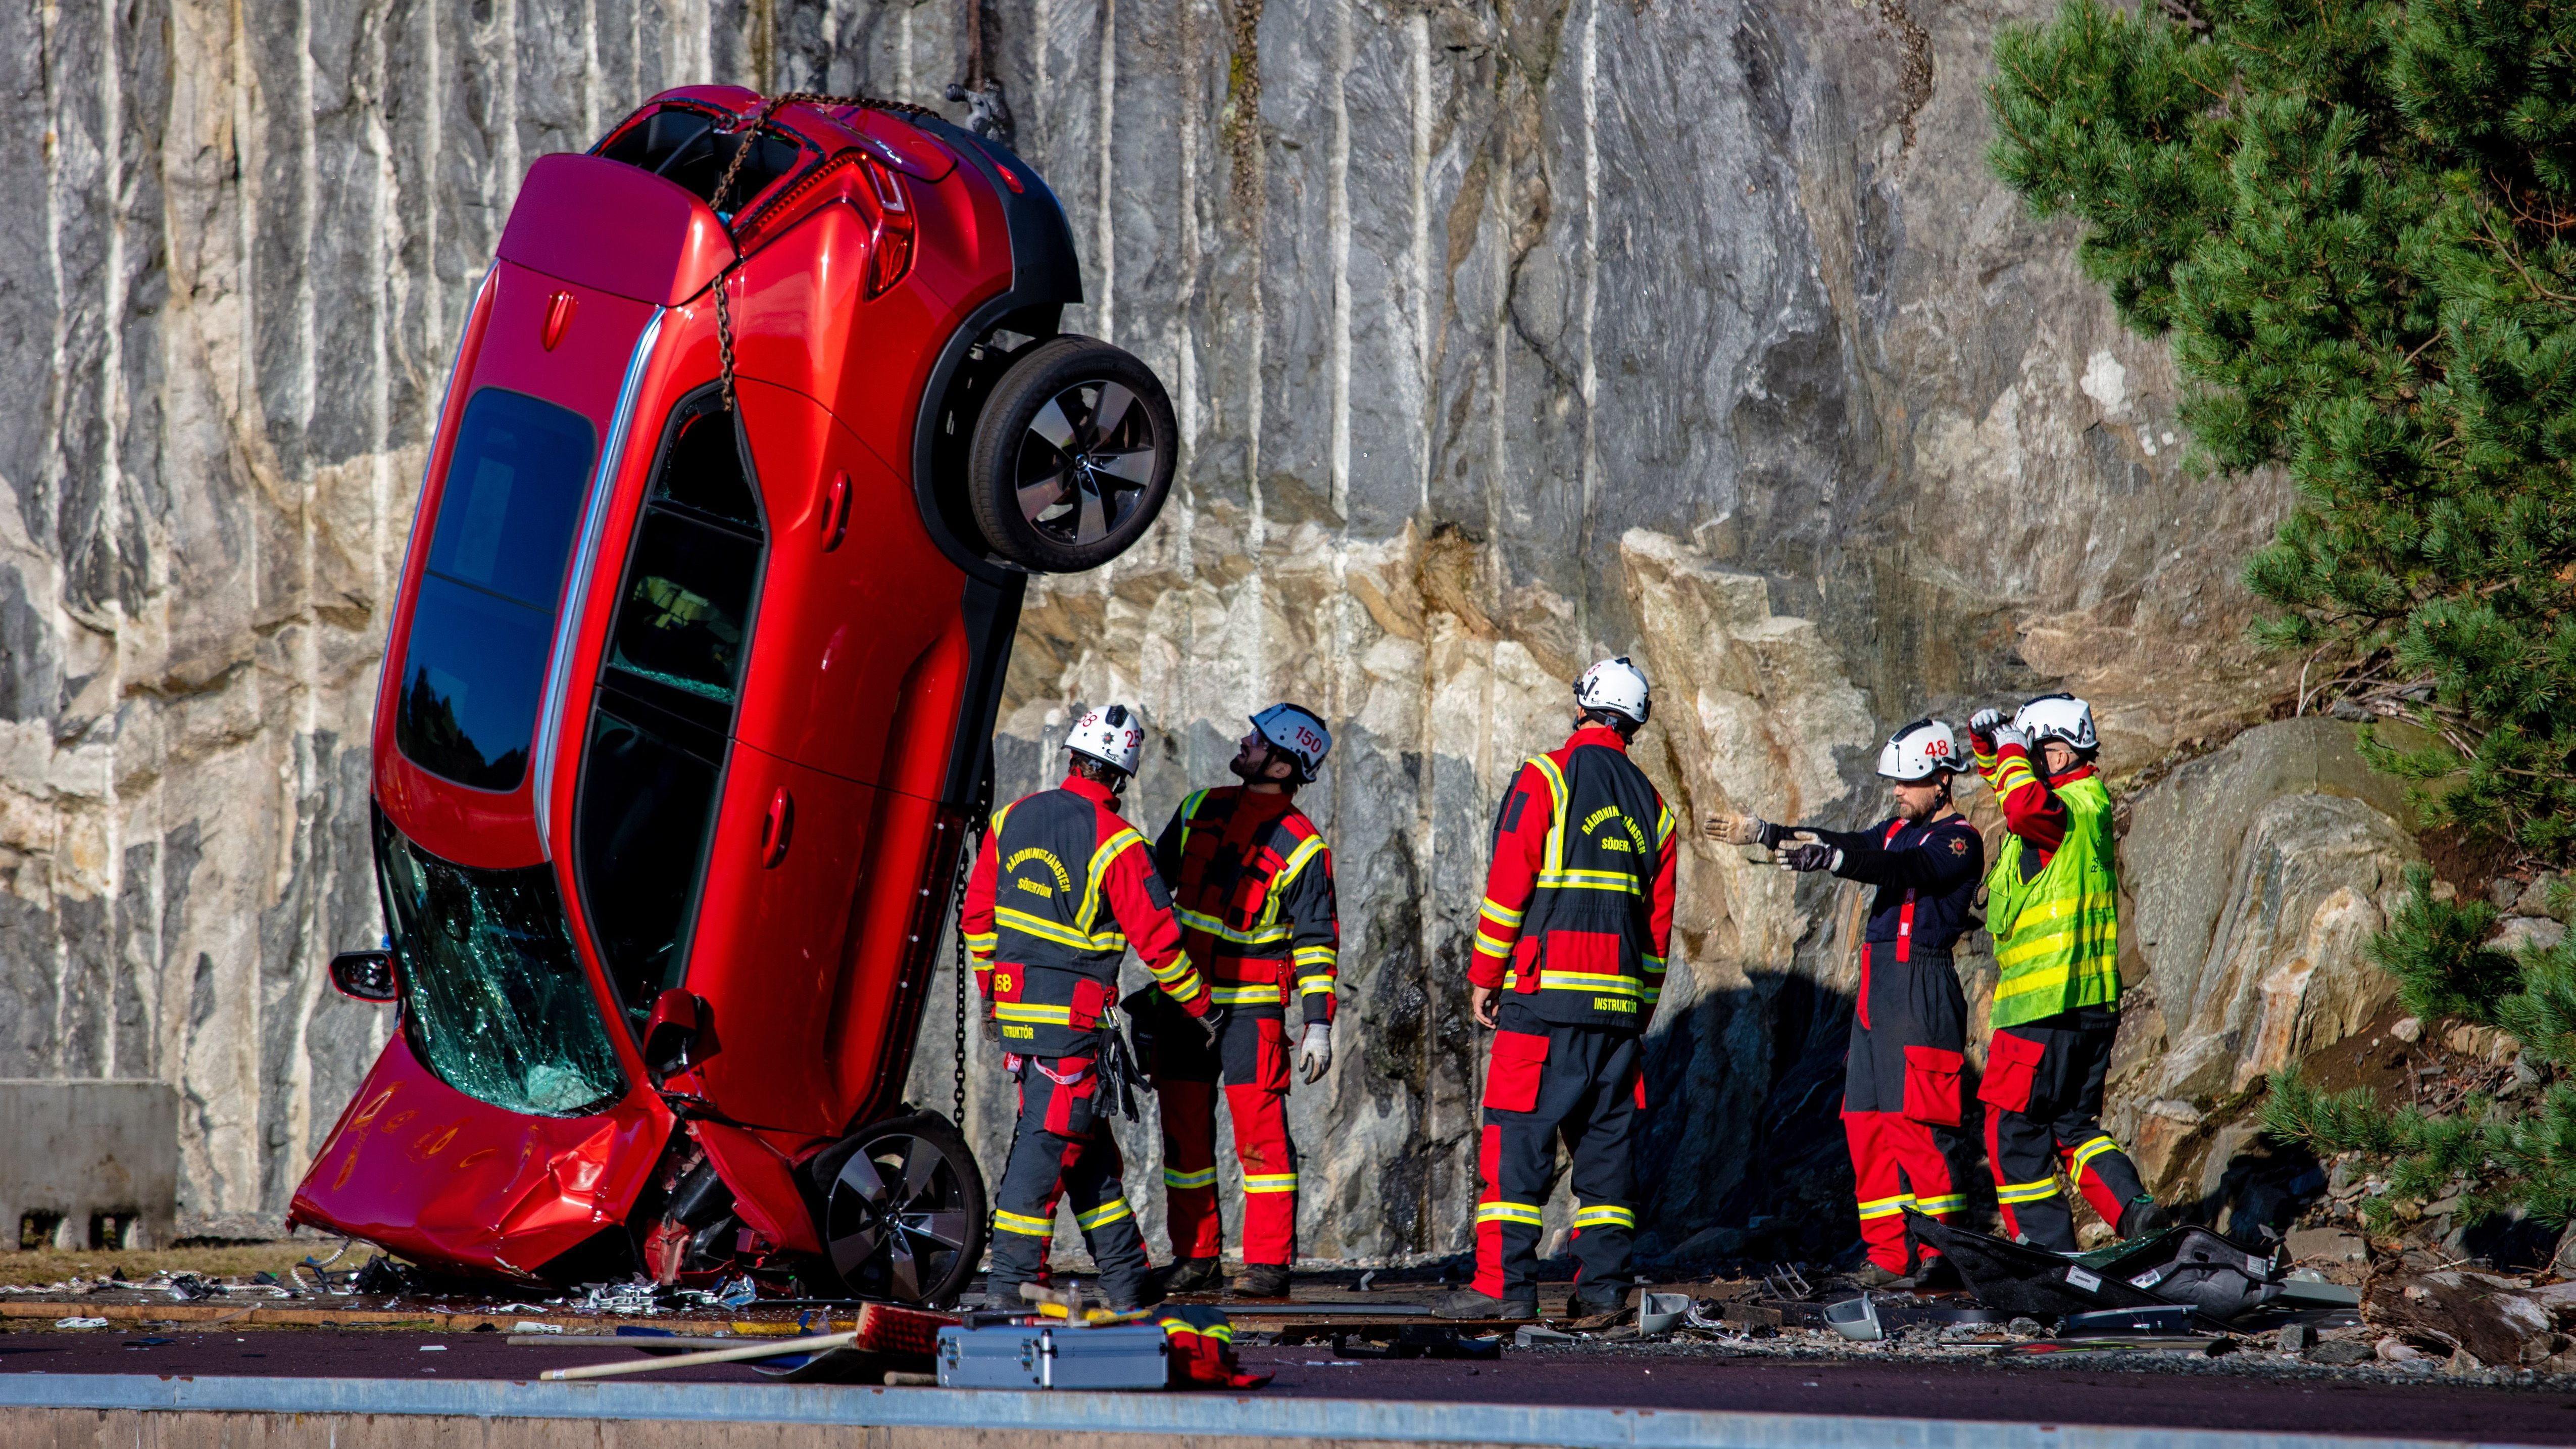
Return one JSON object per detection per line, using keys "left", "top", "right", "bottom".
{"left": 287, "top": 87, "right": 1176, "bottom": 1306}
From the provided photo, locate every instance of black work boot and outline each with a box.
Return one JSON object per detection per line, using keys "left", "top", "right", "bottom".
{"left": 1231, "top": 1263, "right": 1293, "bottom": 1299}
{"left": 1434, "top": 1288, "right": 1537, "bottom": 1320}
{"left": 1571, "top": 1282, "right": 1630, "bottom": 1315}
{"left": 1159, "top": 1256, "right": 1221, "bottom": 1295}
{"left": 1910, "top": 1256, "right": 1962, "bottom": 1292}
{"left": 2117, "top": 1196, "right": 2170, "bottom": 1239}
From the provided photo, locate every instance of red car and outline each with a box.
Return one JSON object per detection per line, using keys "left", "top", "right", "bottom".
{"left": 287, "top": 87, "right": 1174, "bottom": 1307}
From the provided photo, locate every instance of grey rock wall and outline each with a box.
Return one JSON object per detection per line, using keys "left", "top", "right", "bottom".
{"left": 5, "top": 0, "right": 2306, "bottom": 1248}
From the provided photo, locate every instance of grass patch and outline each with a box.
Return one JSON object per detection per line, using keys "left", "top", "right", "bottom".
{"left": 0, "top": 1242, "right": 322, "bottom": 1289}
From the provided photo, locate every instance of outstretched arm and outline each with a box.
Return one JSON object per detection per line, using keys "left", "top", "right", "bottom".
{"left": 1800, "top": 822, "right": 1986, "bottom": 892}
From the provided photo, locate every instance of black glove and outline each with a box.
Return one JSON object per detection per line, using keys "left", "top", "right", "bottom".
{"left": 1781, "top": 840, "right": 1843, "bottom": 874}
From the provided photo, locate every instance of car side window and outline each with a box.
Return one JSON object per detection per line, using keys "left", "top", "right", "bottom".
{"left": 393, "top": 389, "right": 596, "bottom": 792}
{"left": 574, "top": 391, "right": 768, "bottom": 1027}
{"left": 606, "top": 403, "right": 764, "bottom": 704}
{"left": 575, "top": 703, "right": 723, "bottom": 1026}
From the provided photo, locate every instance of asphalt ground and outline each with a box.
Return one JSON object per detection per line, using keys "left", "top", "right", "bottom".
{"left": 8, "top": 1328, "right": 2576, "bottom": 1442}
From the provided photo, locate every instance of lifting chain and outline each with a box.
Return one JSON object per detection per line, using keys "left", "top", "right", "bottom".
{"left": 702, "top": 89, "right": 947, "bottom": 412}
{"left": 951, "top": 816, "right": 983, "bottom": 1133}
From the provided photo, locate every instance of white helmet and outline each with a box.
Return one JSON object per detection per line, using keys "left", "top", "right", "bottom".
{"left": 1879, "top": 718, "right": 1967, "bottom": 782}
{"left": 2013, "top": 693, "right": 2098, "bottom": 753}
{"left": 1066, "top": 703, "right": 1145, "bottom": 777}
{"left": 1575, "top": 656, "right": 1652, "bottom": 725}
{"left": 1251, "top": 703, "right": 1331, "bottom": 782}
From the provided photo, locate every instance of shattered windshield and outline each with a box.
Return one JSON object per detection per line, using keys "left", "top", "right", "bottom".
{"left": 375, "top": 813, "right": 627, "bottom": 1118}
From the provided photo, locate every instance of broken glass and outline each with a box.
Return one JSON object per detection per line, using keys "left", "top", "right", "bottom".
{"left": 377, "top": 813, "right": 626, "bottom": 1118}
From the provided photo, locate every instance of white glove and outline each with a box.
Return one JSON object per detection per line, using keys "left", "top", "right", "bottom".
{"left": 1298, "top": 1022, "right": 1332, "bottom": 1084}
{"left": 1704, "top": 812, "right": 1772, "bottom": 846}
{"left": 1992, "top": 723, "right": 2029, "bottom": 752}
{"left": 1969, "top": 707, "right": 2004, "bottom": 737}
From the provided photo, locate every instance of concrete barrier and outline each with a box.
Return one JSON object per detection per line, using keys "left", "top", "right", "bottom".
{"left": 0, "top": 1080, "right": 179, "bottom": 1249}
{"left": 0, "top": 1376, "right": 2534, "bottom": 1449}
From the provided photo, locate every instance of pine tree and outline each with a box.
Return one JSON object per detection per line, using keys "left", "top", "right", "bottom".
{"left": 1988, "top": 0, "right": 2576, "bottom": 1225}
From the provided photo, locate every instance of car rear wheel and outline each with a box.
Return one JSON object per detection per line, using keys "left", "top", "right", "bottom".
{"left": 966, "top": 335, "right": 1176, "bottom": 571}
{"left": 821, "top": 1109, "right": 985, "bottom": 1307}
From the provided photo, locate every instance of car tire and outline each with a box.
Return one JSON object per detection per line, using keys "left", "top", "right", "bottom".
{"left": 817, "top": 1108, "right": 988, "bottom": 1307}
{"left": 966, "top": 334, "right": 1176, "bottom": 571}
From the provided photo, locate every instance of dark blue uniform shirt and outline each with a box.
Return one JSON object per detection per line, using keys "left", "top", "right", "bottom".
{"left": 1771, "top": 813, "right": 1985, "bottom": 955}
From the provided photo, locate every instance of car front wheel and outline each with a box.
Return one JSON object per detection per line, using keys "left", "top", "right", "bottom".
{"left": 966, "top": 335, "right": 1176, "bottom": 571}
{"left": 818, "top": 1109, "right": 986, "bottom": 1307}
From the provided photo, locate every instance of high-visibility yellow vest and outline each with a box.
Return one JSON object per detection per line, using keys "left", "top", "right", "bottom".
{"left": 1984, "top": 774, "right": 2120, "bottom": 1029}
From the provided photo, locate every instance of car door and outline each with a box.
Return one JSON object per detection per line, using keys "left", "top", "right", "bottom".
{"left": 680, "top": 741, "right": 874, "bottom": 1138}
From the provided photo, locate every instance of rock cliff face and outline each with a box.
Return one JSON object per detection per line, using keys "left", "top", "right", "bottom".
{"left": 4, "top": 0, "right": 2330, "bottom": 1247}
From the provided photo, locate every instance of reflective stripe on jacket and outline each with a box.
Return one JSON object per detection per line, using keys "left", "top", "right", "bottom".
{"left": 962, "top": 772, "right": 1204, "bottom": 1057}
{"left": 1153, "top": 786, "right": 1340, "bottom": 1025}
{"left": 1983, "top": 773, "right": 2119, "bottom": 1029}
{"left": 1469, "top": 726, "right": 1675, "bottom": 1031}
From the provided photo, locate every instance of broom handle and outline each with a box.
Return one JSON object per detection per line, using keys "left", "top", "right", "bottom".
{"left": 537, "top": 1329, "right": 859, "bottom": 1380}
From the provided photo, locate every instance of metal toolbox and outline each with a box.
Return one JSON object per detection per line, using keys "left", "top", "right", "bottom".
{"left": 934, "top": 1321, "right": 1168, "bottom": 1390}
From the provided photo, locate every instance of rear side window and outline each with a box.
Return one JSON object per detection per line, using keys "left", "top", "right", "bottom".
{"left": 574, "top": 391, "right": 767, "bottom": 1025}
{"left": 395, "top": 390, "right": 596, "bottom": 791}
{"left": 596, "top": 106, "right": 805, "bottom": 215}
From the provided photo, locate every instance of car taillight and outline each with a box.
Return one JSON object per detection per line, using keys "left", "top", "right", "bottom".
{"left": 862, "top": 158, "right": 914, "bottom": 299}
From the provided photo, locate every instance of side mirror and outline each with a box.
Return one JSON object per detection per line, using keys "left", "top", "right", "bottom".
{"left": 329, "top": 950, "right": 398, "bottom": 1003}
{"left": 644, "top": 989, "right": 714, "bottom": 1083}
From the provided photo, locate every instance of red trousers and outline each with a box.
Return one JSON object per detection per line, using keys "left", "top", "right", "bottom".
{"left": 1844, "top": 943, "right": 1974, "bottom": 1273}
{"left": 1155, "top": 1009, "right": 1298, "bottom": 1266}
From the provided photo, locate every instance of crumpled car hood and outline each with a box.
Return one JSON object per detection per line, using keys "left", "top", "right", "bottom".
{"left": 290, "top": 1031, "right": 671, "bottom": 1280}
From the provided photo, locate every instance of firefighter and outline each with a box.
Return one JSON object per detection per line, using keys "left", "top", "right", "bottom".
{"left": 961, "top": 703, "right": 1216, "bottom": 1311}
{"left": 1966, "top": 693, "right": 2166, "bottom": 1250}
{"left": 1437, "top": 658, "right": 1676, "bottom": 1321}
{"left": 1146, "top": 703, "right": 1340, "bottom": 1300}
{"left": 1707, "top": 719, "right": 1985, "bottom": 1286}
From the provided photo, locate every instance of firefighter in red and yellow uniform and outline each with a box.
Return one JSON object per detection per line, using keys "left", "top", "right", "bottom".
{"left": 1145, "top": 704, "right": 1340, "bottom": 1300}
{"left": 1709, "top": 719, "right": 1985, "bottom": 1287}
{"left": 1438, "top": 658, "right": 1676, "bottom": 1321}
{"left": 1967, "top": 693, "right": 2165, "bottom": 1250}
{"left": 961, "top": 703, "right": 1213, "bottom": 1311}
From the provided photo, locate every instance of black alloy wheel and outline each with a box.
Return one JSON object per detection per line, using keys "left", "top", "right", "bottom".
{"left": 821, "top": 1109, "right": 985, "bottom": 1307}
{"left": 966, "top": 335, "right": 1177, "bottom": 572}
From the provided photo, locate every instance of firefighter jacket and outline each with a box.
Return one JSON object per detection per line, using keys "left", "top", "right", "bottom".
{"left": 1765, "top": 814, "right": 1984, "bottom": 957}
{"left": 1973, "top": 739, "right": 2119, "bottom": 1029}
{"left": 962, "top": 771, "right": 1209, "bottom": 1058}
{"left": 1152, "top": 786, "right": 1339, "bottom": 1025}
{"left": 1470, "top": 725, "right": 1677, "bottom": 1030}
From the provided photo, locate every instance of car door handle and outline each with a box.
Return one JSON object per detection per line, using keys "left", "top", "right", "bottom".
{"left": 817, "top": 470, "right": 850, "bottom": 552}
{"left": 760, "top": 787, "right": 795, "bottom": 867}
